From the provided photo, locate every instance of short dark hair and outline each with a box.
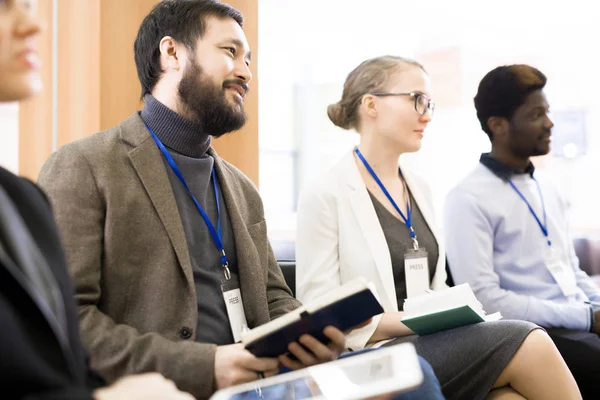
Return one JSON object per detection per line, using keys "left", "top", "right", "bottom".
{"left": 474, "top": 64, "right": 547, "bottom": 140}
{"left": 134, "top": 0, "right": 244, "bottom": 99}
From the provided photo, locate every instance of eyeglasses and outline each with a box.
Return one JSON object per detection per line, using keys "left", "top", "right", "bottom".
{"left": 370, "top": 92, "right": 435, "bottom": 116}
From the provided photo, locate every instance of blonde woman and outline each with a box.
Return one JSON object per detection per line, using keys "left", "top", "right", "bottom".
{"left": 296, "top": 55, "right": 581, "bottom": 400}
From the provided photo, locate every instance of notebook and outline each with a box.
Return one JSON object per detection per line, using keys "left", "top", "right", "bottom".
{"left": 242, "top": 278, "right": 383, "bottom": 358}
{"left": 401, "top": 283, "right": 502, "bottom": 336}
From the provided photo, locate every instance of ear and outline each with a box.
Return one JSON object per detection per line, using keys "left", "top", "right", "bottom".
{"left": 361, "top": 94, "right": 378, "bottom": 119}
{"left": 487, "top": 116, "right": 509, "bottom": 141}
{"left": 159, "top": 36, "right": 183, "bottom": 71}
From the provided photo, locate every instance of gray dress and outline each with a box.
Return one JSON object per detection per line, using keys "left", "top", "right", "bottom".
{"left": 369, "top": 190, "right": 539, "bottom": 400}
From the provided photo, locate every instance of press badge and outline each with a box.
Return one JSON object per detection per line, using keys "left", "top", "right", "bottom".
{"left": 404, "top": 249, "right": 430, "bottom": 298}
{"left": 222, "top": 279, "right": 248, "bottom": 342}
{"left": 544, "top": 247, "right": 578, "bottom": 297}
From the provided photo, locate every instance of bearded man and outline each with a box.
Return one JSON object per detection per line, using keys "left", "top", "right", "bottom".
{"left": 36, "top": 1, "right": 351, "bottom": 398}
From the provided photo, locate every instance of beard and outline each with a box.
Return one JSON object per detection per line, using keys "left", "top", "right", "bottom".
{"left": 177, "top": 58, "right": 247, "bottom": 137}
{"left": 509, "top": 137, "right": 548, "bottom": 159}
{"left": 508, "top": 120, "right": 551, "bottom": 158}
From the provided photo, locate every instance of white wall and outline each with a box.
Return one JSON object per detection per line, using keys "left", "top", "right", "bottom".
{"left": 0, "top": 102, "right": 19, "bottom": 174}
{"left": 259, "top": 0, "right": 600, "bottom": 237}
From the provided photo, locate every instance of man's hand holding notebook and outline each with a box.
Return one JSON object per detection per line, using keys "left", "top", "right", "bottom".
{"left": 241, "top": 278, "right": 383, "bottom": 358}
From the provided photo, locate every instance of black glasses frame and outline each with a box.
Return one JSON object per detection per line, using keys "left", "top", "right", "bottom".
{"left": 370, "top": 92, "right": 435, "bottom": 116}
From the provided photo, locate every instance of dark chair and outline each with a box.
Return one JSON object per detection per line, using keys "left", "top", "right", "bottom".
{"left": 573, "top": 237, "right": 600, "bottom": 285}
{"left": 278, "top": 261, "right": 296, "bottom": 297}
{"left": 445, "top": 258, "right": 455, "bottom": 287}
{"left": 270, "top": 238, "right": 297, "bottom": 297}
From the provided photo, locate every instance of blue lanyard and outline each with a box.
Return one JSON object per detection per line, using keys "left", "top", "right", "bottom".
{"left": 145, "top": 123, "right": 231, "bottom": 280}
{"left": 354, "top": 148, "right": 419, "bottom": 250}
{"left": 508, "top": 176, "right": 551, "bottom": 247}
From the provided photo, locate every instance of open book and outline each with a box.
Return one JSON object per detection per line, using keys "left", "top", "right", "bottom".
{"left": 401, "top": 283, "right": 502, "bottom": 336}
{"left": 242, "top": 278, "right": 383, "bottom": 358}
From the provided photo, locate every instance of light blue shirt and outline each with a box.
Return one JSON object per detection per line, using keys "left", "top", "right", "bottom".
{"left": 445, "top": 162, "right": 600, "bottom": 331}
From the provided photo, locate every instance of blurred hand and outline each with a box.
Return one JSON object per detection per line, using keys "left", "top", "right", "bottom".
{"left": 93, "top": 373, "right": 194, "bottom": 400}
{"left": 214, "top": 343, "right": 280, "bottom": 390}
{"left": 279, "top": 325, "right": 346, "bottom": 370}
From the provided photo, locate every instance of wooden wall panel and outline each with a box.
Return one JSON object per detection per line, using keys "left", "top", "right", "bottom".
{"left": 99, "top": 0, "right": 157, "bottom": 131}
{"left": 18, "top": 0, "right": 53, "bottom": 181}
{"left": 18, "top": 0, "right": 259, "bottom": 185}
{"left": 56, "top": 0, "right": 101, "bottom": 147}
{"left": 212, "top": 0, "right": 259, "bottom": 185}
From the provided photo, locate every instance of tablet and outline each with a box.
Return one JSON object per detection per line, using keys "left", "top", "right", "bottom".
{"left": 209, "top": 343, "right": 423, "bottom": 400}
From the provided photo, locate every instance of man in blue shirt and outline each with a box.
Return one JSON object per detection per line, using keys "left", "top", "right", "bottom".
{"left": 445, "top": 64, "right": 600, "bottom": 398}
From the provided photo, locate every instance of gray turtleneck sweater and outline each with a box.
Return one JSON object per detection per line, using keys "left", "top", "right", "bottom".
{"left": 141, "top": 95, "right": 237, "bottom": 345}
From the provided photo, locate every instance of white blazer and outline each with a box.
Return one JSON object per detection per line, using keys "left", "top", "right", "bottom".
{"left": 296, "top": 151, "right": 447, "bottom": 350}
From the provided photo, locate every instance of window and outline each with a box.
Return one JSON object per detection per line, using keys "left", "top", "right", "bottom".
{"left": 259, "top": 0, "right": 600, "bottom": 241}
{"left": 0, "top": 103, "right": 19, "bottom": 173}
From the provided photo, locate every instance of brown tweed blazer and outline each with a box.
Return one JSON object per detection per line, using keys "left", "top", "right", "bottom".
{"left": 38, "top": 112, "right": 301, "bottom": 399}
